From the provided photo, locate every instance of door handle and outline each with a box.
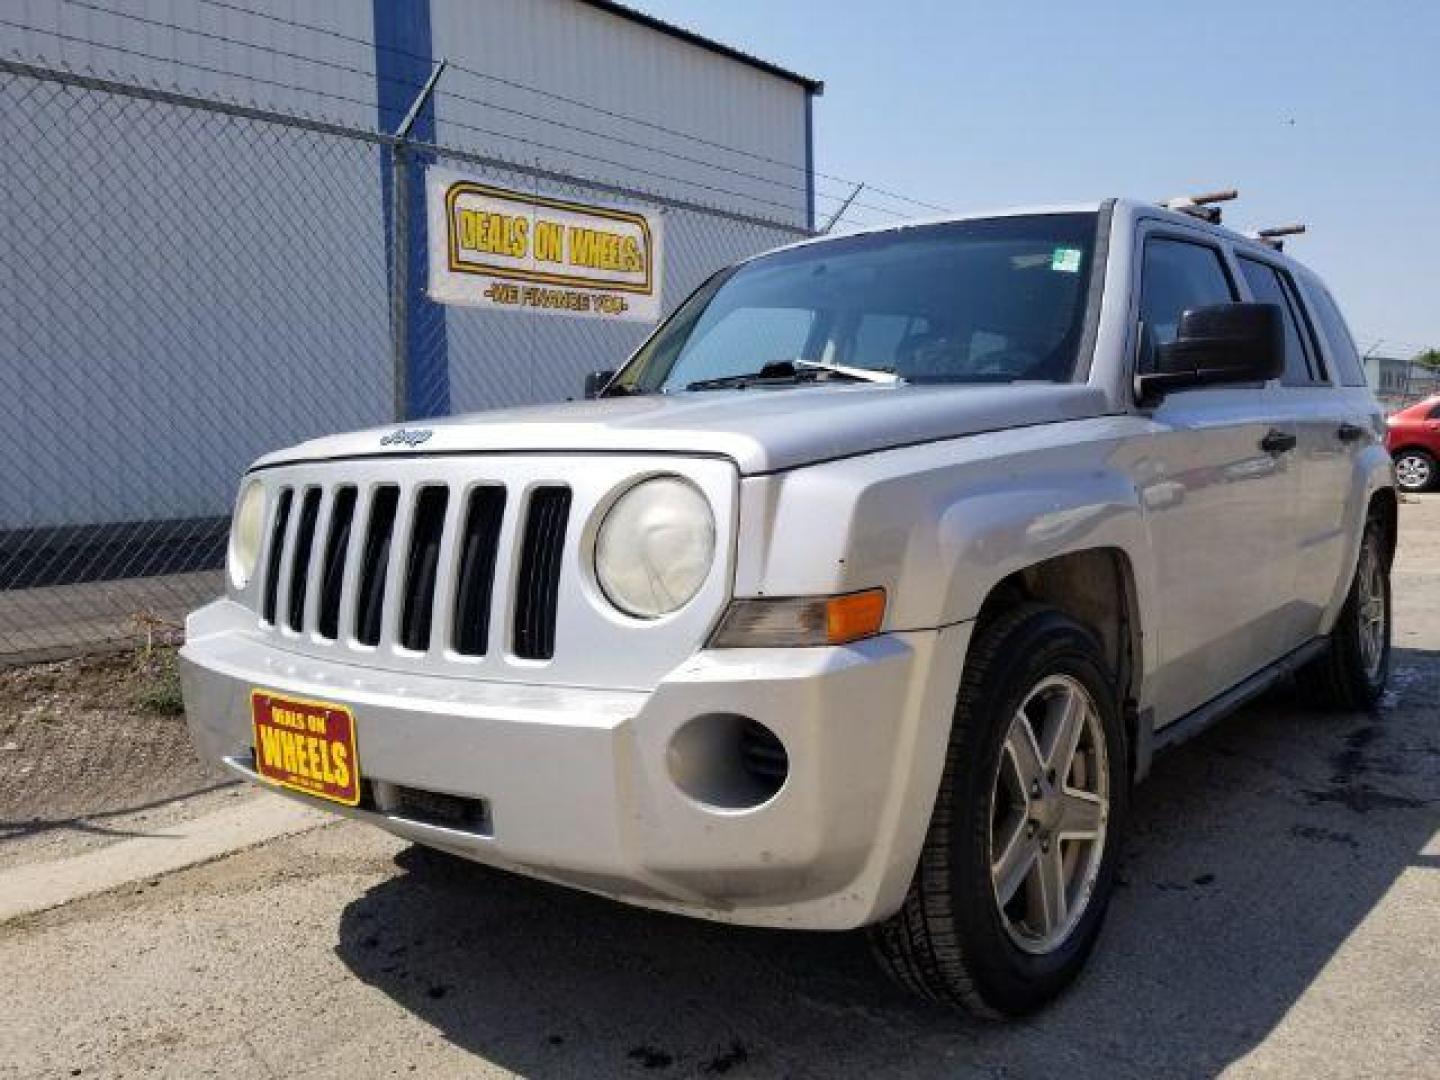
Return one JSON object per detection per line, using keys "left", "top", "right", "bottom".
{"left": 1260, "top": 429, "right": 1297, "bottom": 456}
{"left": 1337, "top": 422, "right": 1365, "bottom": 443}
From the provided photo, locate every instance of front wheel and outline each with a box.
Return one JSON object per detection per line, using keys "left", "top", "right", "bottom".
{"left": 869, "top": 604, "right": 1128, "bottom": 1017}
{"left": 1393, "top": 449, "right": 1435, "bottom": 493}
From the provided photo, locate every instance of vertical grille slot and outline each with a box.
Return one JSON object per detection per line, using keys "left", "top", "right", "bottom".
{"left": 286, "top": 488, "right": 322, "bottom": 632}
{"left": 317, "top": 486, "right": 357, "bottom": 640}
{"left": 452, "top": 487, "right": 507, "bottom": 656}
{"left": 355, "top": 485, "right": 399, "bottom": 647}
{"left": 513, "top": 486, "right": 571, "bottom": 660}
{"left": 261, "top": 488, "right": 293, "bottom": 625}
{"left": 399, "top": 486, "right": 450, "bottom": 653}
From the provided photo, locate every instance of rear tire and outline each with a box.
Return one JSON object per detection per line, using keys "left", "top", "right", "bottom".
{"left": 869, "top": 604, "right": 1128, "bottom": 1018}
{"left": 1297, "top": 519, "right": 1391, "bottom": 711}
{"left": 1393, "top": 449, "right": 1435, "bottom": 493}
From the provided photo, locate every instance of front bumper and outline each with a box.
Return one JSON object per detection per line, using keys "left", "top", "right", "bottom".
{"left": 181, "top": 600, "right": 969, "bottom": 929}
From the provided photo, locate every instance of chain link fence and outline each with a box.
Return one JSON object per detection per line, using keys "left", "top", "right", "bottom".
{"left": 0, "top": 59, "right": 809, "bottom": 663}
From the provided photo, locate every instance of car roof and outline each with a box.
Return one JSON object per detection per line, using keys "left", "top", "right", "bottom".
{"left": 751, "top": 197, "right": 1317, "bottom": 278}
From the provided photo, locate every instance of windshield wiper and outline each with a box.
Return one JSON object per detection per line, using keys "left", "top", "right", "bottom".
{"left": 684, "top": 360, "right": 902, "bottom": 392}
{"left": 793, "top": 359, "right": 902, "bottom": 385}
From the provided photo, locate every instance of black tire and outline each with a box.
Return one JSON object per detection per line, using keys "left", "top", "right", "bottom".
{"left": 1297, "top": 519, "right": 1391, "bottom": 711}
{"left": 868, "top": 604, "right": 1128, "bottom": 1018}
{"left": 1392, "top": 448, "right": 1436, "bottom": 493}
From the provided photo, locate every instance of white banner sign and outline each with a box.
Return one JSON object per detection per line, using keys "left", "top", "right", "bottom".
{"left": 426, "top": 167, "right": 663, "bottom": 322}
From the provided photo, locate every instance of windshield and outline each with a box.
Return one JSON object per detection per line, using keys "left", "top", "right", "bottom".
{"left": 614, "top": 212, "right": 1100, "bottom": 394}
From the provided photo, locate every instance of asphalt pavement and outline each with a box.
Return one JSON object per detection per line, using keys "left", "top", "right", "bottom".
{"left": 2, "top": 500, "right": 1437, "bottom": 1079}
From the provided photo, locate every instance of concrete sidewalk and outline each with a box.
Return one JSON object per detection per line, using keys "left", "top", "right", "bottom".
{"left": 0, "top": 794, "right": 329, "bottom": 922}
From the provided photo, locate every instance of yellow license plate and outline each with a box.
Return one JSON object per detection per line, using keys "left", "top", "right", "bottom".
{"left": 251, "top": 690, "right": 361, "bottom": 806}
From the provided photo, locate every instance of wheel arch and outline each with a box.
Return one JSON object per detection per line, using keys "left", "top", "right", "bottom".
{"left": 968, "top": 547, "right": 1145, "bottom": 783}
{"left": 1368, "top": 486, "right": 1398, "bottom": 570}
{"left": 1389, "top": 443, "right": 1436, "bottom": 457}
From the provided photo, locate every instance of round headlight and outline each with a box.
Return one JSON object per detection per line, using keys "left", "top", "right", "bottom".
{"left": 228, "top": 480, "right": 266, "bottom": 590}
{"left": 595, "top": 477, "right": 715, "bottom": 618}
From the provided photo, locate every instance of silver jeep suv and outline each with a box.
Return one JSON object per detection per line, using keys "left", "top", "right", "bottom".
{"left": 182, "top": 197, "right": 1395, "bottom": 1016}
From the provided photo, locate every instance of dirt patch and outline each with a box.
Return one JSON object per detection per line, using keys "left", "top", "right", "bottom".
{"left": 0, "top": 647, "right": 232, "bottom": 854}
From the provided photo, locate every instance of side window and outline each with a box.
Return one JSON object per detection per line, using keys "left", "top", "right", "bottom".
{"left": 1238, "top": 257, "right": 1322, "bottom": 385}
{"left": 1305, "top": 283, "right": 1368, "bottom": 387}
{"left": 1138, "top": 237, "right": 1237, "bottom": 371}
{"left": 1428, "top": 404, "right": 1440, "bottom": 421}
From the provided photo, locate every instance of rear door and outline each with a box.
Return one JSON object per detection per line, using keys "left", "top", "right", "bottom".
{"left": 1235, "top": 254, "right": 1347, "bottom": 644}
{"left": 1297, "top": 277, "right": 1387, "bottom": 617}
{"left": 1128, "top": 227, "right": 1302, "bottom": 724}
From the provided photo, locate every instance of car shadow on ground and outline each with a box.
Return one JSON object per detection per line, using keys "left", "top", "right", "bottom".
{"left": 334, "top": 649, "right": 1439, "bottom": 1078}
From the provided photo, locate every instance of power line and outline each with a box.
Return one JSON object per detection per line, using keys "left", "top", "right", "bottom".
{"left": 0, "top": 17, "right": 380, "bottom": 115}
{"left": 2, "top": 21, "right": 814, "bottom": 223}
{"left": 16, "top": 10, "right": 944, "bottom": 227}
{"left": 186, "top": 0, "right": 952, "bottom": 215}
{"left": 51, "top": 0, "right": 910, "bottom": 219}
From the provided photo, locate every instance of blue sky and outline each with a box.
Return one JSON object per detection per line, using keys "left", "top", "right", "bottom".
{"left": 637, "top": 0, "right": 1439, "bottom": 354}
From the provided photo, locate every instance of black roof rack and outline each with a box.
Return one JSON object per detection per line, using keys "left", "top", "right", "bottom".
{"left": 1162, "top": 189, "right": 1238, "bottom": 225}
{"left": 1246, "top": 224, "right": 1307, "bottom": 251}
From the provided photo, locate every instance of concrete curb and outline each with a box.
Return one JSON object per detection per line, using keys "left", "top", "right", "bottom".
{"left": 0, "top": 795, "right": 330, "bottom": 923}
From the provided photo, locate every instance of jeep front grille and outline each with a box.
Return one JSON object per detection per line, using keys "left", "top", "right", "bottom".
{"left": 239, "top": 455, "right": 734, "bottom": 689}
{"left": 258, "top": 479, "right": 572, "bottom": 662}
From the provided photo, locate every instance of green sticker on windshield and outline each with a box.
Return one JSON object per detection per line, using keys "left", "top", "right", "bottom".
{"left": 1051, "top": 247, "right": 1083, "bottom": 273}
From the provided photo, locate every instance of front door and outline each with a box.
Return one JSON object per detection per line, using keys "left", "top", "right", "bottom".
{"left": 1128, "top": 230, "right": 1302, "bottom": 725}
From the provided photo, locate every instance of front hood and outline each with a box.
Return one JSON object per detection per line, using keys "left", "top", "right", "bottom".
{"left": 255, "top": 383, "right": 1109, "bottom": 476}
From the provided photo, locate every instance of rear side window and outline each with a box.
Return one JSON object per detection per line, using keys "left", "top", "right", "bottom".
{"left": 1138, "top": 237, "right": 1237, "bottom": 371}
{"left": 1237, "top": 257, "right": 1324, "bottom": 385}
{"left": 1304, "top": 282, "right": 1368, "bottom": 387}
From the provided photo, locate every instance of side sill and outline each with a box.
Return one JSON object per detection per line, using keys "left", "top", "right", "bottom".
{"left": 1149, "top": 637, "right": 1328, "bottom": 758}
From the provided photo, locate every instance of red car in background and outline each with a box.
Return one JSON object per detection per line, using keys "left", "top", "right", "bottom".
{"left": 1386, "top": 395, "right": 1440, "bottom": 491}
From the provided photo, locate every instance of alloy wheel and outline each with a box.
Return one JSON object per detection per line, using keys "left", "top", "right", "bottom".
{"left": 1356, "top": 535, "right": 1389, "bottom": 681}
{"left": 989, "top": 674, "right": 1110, "bottom": 955}
{"left": 1394, "top": 454, "right": 1432, "bottom": 491}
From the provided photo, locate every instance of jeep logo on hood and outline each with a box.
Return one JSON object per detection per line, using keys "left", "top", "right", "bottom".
{"left": 380, "top": 427, "right": 433, "bottom": 448}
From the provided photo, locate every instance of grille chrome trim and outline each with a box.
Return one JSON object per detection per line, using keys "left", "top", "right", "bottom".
{"left": 425, "top": 486, "right": 468, "bottom": 657}
{"left": 378, "top": 483, "right": 418, "bottom": 651}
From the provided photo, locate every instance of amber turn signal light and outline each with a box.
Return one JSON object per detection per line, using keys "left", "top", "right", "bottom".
{"left": 825, "top": 589, "right": 887, "bottom": 644}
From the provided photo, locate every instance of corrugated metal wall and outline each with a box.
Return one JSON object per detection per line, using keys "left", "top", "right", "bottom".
{"left": 427, "top": 0, "right": 813, "bottom": 416}
{"left": 1, "top": 0, "right": 815, "bottom": 530}
{"left": 430, "top": 0, "right": 810, "bottom": 226}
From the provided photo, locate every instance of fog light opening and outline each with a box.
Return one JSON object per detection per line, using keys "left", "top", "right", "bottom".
{"left": 667, "top": 714, "right": 789, "bottom": 811}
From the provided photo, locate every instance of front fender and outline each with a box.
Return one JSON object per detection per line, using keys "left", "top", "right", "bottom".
{"left": 733, "top": 420, "right": 1157, "bottom": 650}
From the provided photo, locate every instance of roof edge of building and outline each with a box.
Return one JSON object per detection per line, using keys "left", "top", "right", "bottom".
{"left": 577, "top": 0, "right": 823, "bottom": 93}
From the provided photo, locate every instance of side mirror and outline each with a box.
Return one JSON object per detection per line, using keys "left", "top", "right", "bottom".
{"left": 583, "top": 370, "right": 616, "bottom": 399}
{"left": 1135, "top": 303, "right": 1284, "bottom": 404}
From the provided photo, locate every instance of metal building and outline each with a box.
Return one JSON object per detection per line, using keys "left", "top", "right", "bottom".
{"left": 0, "top": 0, "right": 819, "bottom": 616}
